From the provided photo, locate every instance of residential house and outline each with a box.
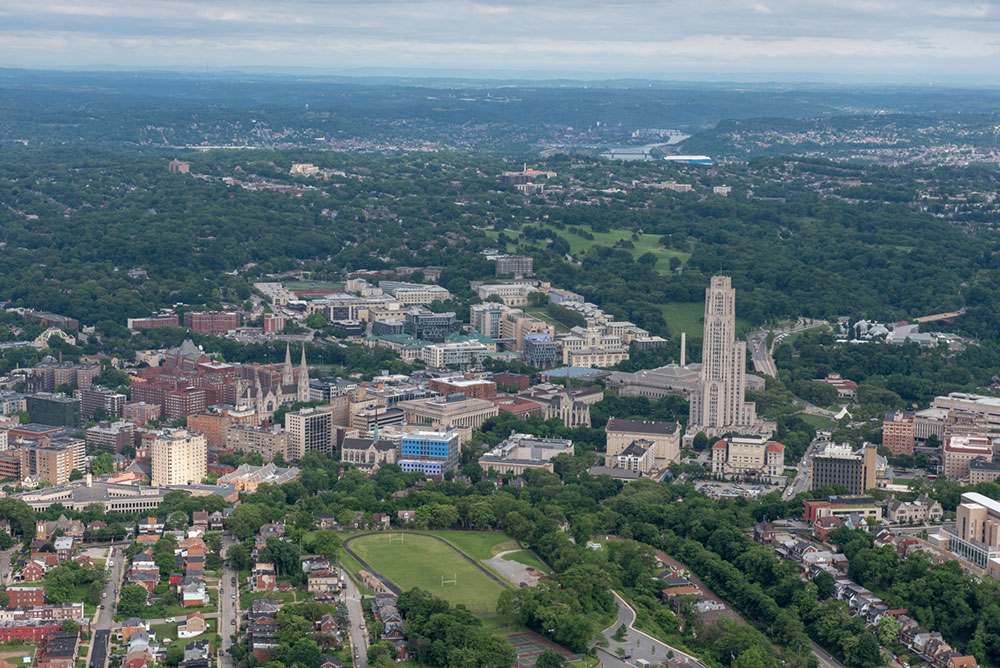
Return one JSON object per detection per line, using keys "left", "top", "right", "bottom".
{"left": 138, "top": 517, "right": 164, "bottom": 535}
{"left": 177, "top": 613, "right": 207, "bottom": 639}
{"left": 121, "top": 618, "right": 149, "bottom": 643}
{"left": 181, "top": 578, "right": 208, "bottom": 607}
{"left": 307, "top": 570, "right": 339, "bottom": 594}
{"left": 251, "top": 563, "right": 277, "bottom": 592}
{"left": 753, "top": 521, "right": 775, "bottom": 545}
{"left": 316, "top": 613, "right": 339, "bottom": 635}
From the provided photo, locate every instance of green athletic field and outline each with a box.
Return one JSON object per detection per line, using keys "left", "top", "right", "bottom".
{"left": 347, "top": 533, "right": 506, "bottom": 614}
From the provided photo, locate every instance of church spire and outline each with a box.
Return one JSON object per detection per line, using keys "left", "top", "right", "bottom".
{"left": 297, "top": 345, "right": 310, "bottom": 402}
{"left": 282, "top": 342, "right": 294, "bottom": 385}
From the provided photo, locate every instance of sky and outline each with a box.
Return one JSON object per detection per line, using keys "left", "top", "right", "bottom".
{"left": 1, "top": 0, "right": 999, "bottom": 82}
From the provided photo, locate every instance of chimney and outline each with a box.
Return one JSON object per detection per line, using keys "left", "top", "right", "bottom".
{"left": 85, "top": 473, "right": 92, "bottom": 487}
{"left": 680, "top": 332, "right": 686, "bottom": 367}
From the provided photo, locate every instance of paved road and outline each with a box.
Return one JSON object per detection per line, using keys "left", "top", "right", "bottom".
{"left": 599, "top": 592, "right": 706, "bottom": 668}
{"left": 748, "top": 319, "right": 828, "bottom": 379}
{"left": 811, "top": 639, "right": 851, "bottom": 668}
{"left": 0, "top": 548, "right": 14, "bottom": 586}
{"left": 95, "top": 543, "right": 126, "bottom": 633}
{"left": 219, "top": 537, "right": 239, "bottom": 668}
{"left": 89, "top": 630, "right": 109, "bottom": 668}
{"left": 748, "top": 331, "right": 776, "bottom": 377}
{"left": 341, "top": 569, "right": 369, "bottom": 668}
{"left": 783, "top": 438, "right": 826, "bottom": 500}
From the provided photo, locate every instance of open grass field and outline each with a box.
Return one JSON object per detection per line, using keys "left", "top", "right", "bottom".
{"left": 347, "top": 533, "right": 507, "bottom": 613}
{"left": 658, "top": 301, "right": 750, "bottom": 340}
{"left": 523, "top": 306, "right": 570, "bottom": 332}
{"left": 486, "top": 225, "right": 690, "bottom": 274}
{"left": 418, "top": 530, "right": 519, "bottom": 560}
{"left": 797, "top": 412, "right": 837, "bottom": 430}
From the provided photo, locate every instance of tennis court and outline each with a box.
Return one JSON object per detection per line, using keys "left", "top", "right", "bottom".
{"left": 507, "top": 631, "right": 579, "bottom": 668}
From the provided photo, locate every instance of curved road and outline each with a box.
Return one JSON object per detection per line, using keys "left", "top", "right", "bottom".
{"left": 341, "top": 531, "right": 511, "bottom": 594}
{"left": 600, "top": 592, "right": 707, "bottom": 668}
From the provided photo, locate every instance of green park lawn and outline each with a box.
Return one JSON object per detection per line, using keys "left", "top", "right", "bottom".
{"left": 347, "top": 533, "right": 506, "bottom": 614}
{"left": 658, "top": 301, "right": 751, "bottom": 340}
{"left": 797, "top": 412, "right": 837, "bottom": 430}
{"left": 523, "top": 306, "right": 570, "bottom": 332}
{"left": 418, "top": 530, "right": 519, "bottom": 560}
{"left": 486, "top": 225, "right": 690, "bottom": 273}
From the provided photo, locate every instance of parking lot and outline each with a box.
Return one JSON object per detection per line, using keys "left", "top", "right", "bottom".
{"left": 693, "top": 479, "right": 783, "bottom": 499}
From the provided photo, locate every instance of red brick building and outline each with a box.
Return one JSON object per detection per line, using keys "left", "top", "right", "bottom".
{"left": 7, "top": 587, "right": 45, "bottom": 608}
{"left": 491, "top": 395, "right": 544, "bottom": 420}
{"left": 164, "top": 388, "right": 207, "bottom": 421}
{"left": 428, "top": 376, "right": 497, "bottom": 400}
{"left": 492, "top": 371, "right": 531, "bottom": 392}
{"left": 263, "top": 314, "right": 287, "bottom": 335}
{"left": 882, "top": 411, "right": 916, "bottom": 456}
{"left": 183, "top": 311, "right": 239, "bottom": 335}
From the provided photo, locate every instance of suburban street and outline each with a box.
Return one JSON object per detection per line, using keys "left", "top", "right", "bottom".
{"left": 0, "top": 547, "right": 14, "bottom": 586}
{"left": 95, "top": 543, "right": 126, "bottom": 632}
{"left": 219, "top": 537, "right": 240, "bottom": 668}
{"left": 599, "top": 592, "right": 705, "bottom": 668}
{"left": 341, "top": 571, "right": 369, "bottom": 668}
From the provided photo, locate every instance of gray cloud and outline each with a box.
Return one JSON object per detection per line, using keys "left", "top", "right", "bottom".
{"left": 0, "top": 0, "right": 998, "bottom": 79}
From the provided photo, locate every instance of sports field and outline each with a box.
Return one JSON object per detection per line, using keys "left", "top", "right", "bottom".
{"left": 347, "top": 533, "right": 506, "bottom": 613}
{"left": 508, "top": 632, "right": 579, "bottom": 668}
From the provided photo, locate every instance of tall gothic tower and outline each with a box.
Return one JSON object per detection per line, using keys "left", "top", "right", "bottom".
{"left": 297, "top": 346, "right": 310, "bottom": 402}
{"left": 689, "top": 276, "right": 755, "bottom": 432}
{"left": 282, "top": 342, "right": 294, "bottom": 386}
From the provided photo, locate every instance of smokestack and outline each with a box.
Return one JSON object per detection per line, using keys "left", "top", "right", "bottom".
{"left": 680, "top": 332, "right": 686, "bottom": 367}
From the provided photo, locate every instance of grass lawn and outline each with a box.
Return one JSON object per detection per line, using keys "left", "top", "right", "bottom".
{"left": 239, "top": 589, "right": 299, "bottom": 610}
{"left": 347, "top": 533, "right": 506, "bottom": 614}
{"left": 0, "top": 643, "right": 35, "bottom": 654}
{"left": 487, "top": 224, "right": 691, "bottom": 274}
{"left": 797, "top": 413, "right": 836, "bottom": 430}
{"left": 152, "top": 618, "right": 218, "bottom": 644}
{"left": 523, "top": 306, "right": 570, "bottom": 332}
{"left": 658, "top": 301, "right": 750, "bottom": 340}
{"left": 501, "top": 550, "right": 551, "bottom": 574}
{"left": 658, "top": 302, "right": 705, "bottom": 340}
{"left": 418, "top": 530, "right": 519, "bottom": 560}
{"left": 774, "top": 324, "right": 831, "bottom": 349}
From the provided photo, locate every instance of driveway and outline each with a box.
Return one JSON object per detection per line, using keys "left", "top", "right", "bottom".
{"left": 483, "top": 551, "right": 540, "bottom": 588}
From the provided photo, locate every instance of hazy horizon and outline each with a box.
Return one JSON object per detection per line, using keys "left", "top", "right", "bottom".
{"left": 1, "top": 0, "right": 999, "bottom": 85}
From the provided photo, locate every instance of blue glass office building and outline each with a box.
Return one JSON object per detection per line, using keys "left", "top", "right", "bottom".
{"left": 399, "top": 430, "right": 460, "bottom": 477}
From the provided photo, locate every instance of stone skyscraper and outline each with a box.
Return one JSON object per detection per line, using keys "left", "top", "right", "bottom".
{"left": 689, "top": 276, "right": 756, "bottom": 434}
